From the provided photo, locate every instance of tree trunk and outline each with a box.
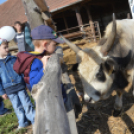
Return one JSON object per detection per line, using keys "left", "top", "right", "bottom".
{"left": 21, "top": 0, "right": 56, "bottom": 30}
{"left": 21, "top": 0, "right": 44, "bottom": 30}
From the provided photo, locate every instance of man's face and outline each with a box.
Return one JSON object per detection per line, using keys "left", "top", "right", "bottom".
{"left": 45, "top": 40, "right": 56, "bottom": 54}
{"left": 14, "top": 24, "right": 22, "bottom": 32}
{"left": 0, "top": 42, "right": 9, "bottom": 57}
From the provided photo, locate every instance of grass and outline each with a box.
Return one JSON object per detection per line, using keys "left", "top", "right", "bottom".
{"left": 0, "top": 91, "right": 34, "bottom": 134}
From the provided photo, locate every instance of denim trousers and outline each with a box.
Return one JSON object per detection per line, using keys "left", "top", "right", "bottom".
{"left": 0, "top": 97, "right": 8, "bottom": 115}
{"left": 8, "top": 89, "right": 35, "bottom": 127}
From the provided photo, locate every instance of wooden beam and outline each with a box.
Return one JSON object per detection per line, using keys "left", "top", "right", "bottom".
{"left": 31, "top": 54, "right": 72, "bottom": 134}
{"left": 21, "top": 0, "right": 56, "bottom": 30}
{"left": 85, "top": 5, "right": 96, "bottom": 42}
{"left": 74, "top": 7, "right": 83, "bottom": 27}
{"left": 21, "top": 0, "right": 44, "bottom": 30}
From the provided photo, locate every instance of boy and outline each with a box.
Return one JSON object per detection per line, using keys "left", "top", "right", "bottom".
{"left": 13, "top": 25, "right": 67, "bottom": 101}
{"left": 14, "top": 21, "right": 34, "bottom": 52}
{"left": 0, "top": 38, "right": 35, "bottom": 129}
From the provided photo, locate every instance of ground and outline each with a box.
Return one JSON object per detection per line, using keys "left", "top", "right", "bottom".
{"left": 2, "top": 39, "right": 134, "bottom": 134}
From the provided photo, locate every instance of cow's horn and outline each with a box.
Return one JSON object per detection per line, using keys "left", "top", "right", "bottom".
{"left": 60, "top": 35, "right": 80, "bottom": 53}
{"left": 101, "top": 13, "right": 116, "bottom": 55}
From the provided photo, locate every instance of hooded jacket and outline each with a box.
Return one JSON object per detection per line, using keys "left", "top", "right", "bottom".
{"left": 13, "top": 51, "right": 46, "bottom": 84}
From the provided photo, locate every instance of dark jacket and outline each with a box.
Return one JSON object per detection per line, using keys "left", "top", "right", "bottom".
{"left": 0, "top": 54, "right": 25, "bottom": 95}
{"left": 13, "top": 51, "right": 46, "bottom": 84}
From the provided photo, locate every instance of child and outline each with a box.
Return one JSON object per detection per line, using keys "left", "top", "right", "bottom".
{"left": 0, "top": 38, "right": 35, "bottom": 129}
{"left": 13, "top": 25, "right": 67, "bottom": 101}
{"left": 14, "top": 21, "right": 34, "bottom": 52}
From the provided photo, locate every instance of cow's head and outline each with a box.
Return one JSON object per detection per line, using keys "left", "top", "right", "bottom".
{"left": 61, "top": 14, "right": 117, "bottom": 103}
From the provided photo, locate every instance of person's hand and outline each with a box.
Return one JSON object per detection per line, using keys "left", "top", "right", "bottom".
{"left": 2, "top": 94, "right": 8, "bottom": 100}
{"left": 41, "top": 56, "right": 51, "bottom": 70}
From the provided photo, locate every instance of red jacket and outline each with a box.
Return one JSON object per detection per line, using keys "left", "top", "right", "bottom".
{"left": 13, "top": 51, "right": 46, "bottom": 84}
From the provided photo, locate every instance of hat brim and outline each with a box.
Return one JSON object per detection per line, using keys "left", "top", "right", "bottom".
{"left": 53, "top": 37, "right": 65, "bottom": 44}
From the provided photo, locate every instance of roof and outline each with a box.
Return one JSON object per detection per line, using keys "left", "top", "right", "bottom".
{"left": 0, "top": 0, "right": 27, "bottom": 27}
{"left": 0, "top": 0, "right": 82, "bottom": 27}
{"left": 46, "top": 0, "right": 82, "bottom": 12}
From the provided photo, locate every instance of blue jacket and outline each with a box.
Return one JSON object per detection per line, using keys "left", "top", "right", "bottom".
{"left": 29, "top": 58, "right": 44, "bottom": 87}
{"left": 0, "top": 54, "right": 25, "bottom": 95}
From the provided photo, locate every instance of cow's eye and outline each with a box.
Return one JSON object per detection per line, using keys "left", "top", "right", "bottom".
{"left": 96, "top": 65, "right": 106, "bottom": 82}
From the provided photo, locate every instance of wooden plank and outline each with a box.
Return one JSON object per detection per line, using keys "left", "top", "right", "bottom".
{"left": 21, "top": 1, "right": 80, "bottom": 134}
{"left": 57, "top": 47, "right": 80, "bottom": 134}
{"left": 31, "top": 54, "right": 71, "bottom": 134}
{"left": 74, "top": 7, "right": 83, "bottom": 27}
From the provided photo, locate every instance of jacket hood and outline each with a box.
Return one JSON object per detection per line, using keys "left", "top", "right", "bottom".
{"left": 13, "top": 51, "right": 46, "bottom": 74}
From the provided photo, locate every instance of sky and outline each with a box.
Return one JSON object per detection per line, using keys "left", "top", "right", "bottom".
{"left": 0, "top": 0, "right": 7, "bottom": 5}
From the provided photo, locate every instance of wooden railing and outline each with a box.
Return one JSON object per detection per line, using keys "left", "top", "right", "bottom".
{"left": 56, "top": 21, "right": 101, "bottom": 40}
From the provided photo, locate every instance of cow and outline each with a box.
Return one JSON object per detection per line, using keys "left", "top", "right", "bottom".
{"left": 61, "top": 14, "right": 134, "bottom": 116}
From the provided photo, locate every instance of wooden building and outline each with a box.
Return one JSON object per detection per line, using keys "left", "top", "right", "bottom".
{"left": 0, "top": 0, "right": 131, "bottom": 40}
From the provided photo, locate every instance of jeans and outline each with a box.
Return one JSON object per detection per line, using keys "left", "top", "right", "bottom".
{"left": 0, "top": 97, "right": 8, "bottom": 115}
{"left": 8, "top": 90, "right": 35, "bottom": 127}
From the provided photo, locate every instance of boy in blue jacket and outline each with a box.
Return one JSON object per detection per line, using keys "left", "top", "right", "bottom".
{"left": 0, "top": 38, "right": 35, "bottom": 129}
{"left": 14, "top": 25, "right": 67, "bottom": 102}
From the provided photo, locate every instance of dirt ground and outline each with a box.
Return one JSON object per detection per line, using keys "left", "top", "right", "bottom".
{"left": 62, "top": 39, "right": 134, "bottom": 134}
